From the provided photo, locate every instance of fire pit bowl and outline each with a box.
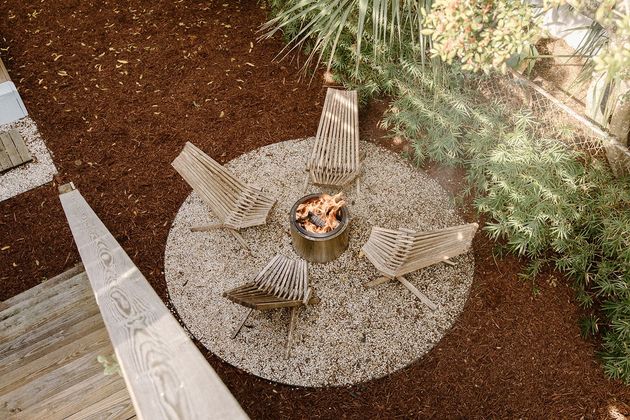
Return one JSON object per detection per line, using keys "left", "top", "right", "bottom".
{"left": 289, "top": 193, "right": 350, "bottom": 263}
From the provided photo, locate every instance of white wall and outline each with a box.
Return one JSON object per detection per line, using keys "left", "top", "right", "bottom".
{"left": 0, "top": 82, "right": 28, "bottom": 125}
{"left": 534, "top": 3, "right": 597, "bottom": 51}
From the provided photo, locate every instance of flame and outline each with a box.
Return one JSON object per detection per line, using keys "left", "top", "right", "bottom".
{"left": 296, "top": 192, "right": 346, "bottom": 234}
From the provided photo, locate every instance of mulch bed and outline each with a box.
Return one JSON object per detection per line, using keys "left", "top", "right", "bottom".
{"left": 0, "top": 1, "right": 628, "bottom": 418}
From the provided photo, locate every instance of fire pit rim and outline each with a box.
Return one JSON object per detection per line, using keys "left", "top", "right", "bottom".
{"left": 289, "top": 193, "right": 349, "bottom": 240}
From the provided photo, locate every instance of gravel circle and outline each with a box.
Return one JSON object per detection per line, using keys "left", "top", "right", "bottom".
{"left": 165, "top": 138, "right": 474, "bottom": 387}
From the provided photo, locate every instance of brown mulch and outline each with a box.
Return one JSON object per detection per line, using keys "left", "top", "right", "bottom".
{"left": 0, "top": 1, "right": 628, "bottom": 418}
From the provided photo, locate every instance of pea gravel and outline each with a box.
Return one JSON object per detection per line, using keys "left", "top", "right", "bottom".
{"left": 165, "top": 138, "right": 474, "bottom": 387}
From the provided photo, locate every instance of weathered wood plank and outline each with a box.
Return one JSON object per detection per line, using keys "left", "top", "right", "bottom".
{"left": 0, "top": 291, "right": 100, "bottom": 360}
{"left": 0, "top": 130, "right": 30, "bottom": 171}
{"left": 0, "top": 270, "right": 90, "bottom": 327}
{"left": 0, "top": 327, "right": 111, "bottom": 395}
{"left": 65, "top": 387, "right": 136, "bottom": 420}
{"left": 0, "top": 313, "right": 104, "bottom": 378}
{"left": 0, "top": 57, "right": 9, "bottom": 84}
{"left": 0, "top": 133, "right": 14, "bottom": 171}
{"left": 1, "top": 346, "right": 111, "bottom": 413}
{"left": 59, "top": 186, "right": 248, "bottom": 420}
{"left": 9, "top": 129, "right": 31, "bottom": 163}
{"left": 0, "top": 131, "right": 21, "bottom": 167}
{"left": 12, "top": 369, "right": 130, "bottom": 420}
{"left": 0, "top": 264, "right": 84, "bottom": 311}
{"left": 0, "top": 265, "right": 133, "bottom": 419}
{"left": 0, "top": 278, "right": 94, "bottom": 344}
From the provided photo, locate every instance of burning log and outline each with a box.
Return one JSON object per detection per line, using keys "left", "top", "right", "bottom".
{"left": 295, "top": 192, "right": 346, "bottom": 234}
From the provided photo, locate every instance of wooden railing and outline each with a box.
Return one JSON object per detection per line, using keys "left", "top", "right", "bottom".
{"left": 59, "top": 183, "right": 248, "bottom": 420}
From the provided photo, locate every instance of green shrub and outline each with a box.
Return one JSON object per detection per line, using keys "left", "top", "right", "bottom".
{"left": 265, "top": 0, "right": 630, "bottom": 384}
{"left": 382, "top": 67, "right": 630, "bottom": 383}
{"left": 421, "top": 0, "right": 538, "bottom": 73}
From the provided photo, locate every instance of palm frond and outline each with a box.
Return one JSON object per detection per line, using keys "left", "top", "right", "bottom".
{"left": 261, "top": 0, "right": 433, "bottom": 74}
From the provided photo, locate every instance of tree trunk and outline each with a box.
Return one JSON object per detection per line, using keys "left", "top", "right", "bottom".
{"left": 609, "top": 85, "right": 630, "bottom": 146}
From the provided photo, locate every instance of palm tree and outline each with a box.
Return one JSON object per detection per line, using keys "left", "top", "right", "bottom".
{"left": 260, "top": 0, "right": 434, "bottom": 74}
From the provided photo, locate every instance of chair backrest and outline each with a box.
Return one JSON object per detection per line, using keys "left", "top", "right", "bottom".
{"left": 362, "top": 223, "right": 479, "bottom": 278}
{"left": 308, "top": 88, "right": 360, "bottom": 185}
{"left": 172, "top": 142, "right": 245, "bottom": 223}
{"left": 253, "top": 255, "right": 311, "bottom": 304}
{"left": 172, "top": 142, "right": 276, "bottom": 230}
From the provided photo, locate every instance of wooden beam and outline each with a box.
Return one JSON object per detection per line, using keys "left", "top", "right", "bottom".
{"left": 59, "top": 187, "right": 248, "bottom": 420}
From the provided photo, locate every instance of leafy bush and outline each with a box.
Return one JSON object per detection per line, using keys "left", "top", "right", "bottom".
{"left": 266, "top": 0, "right": 630, "bottom": 384}
{"left": 421, "top": 0, "right": 537, "bottom": 73}
{"left": 383, "top": 66, "right": 630, "bottom": 383}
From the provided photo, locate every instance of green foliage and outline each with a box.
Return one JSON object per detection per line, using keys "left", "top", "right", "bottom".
{"left": 262, "top": 0, "right": 432, "bottom": 75}
{"left": 580, "top": 314, "right": 600, "bottom": 337}
{"left": 421, "top": 0, "right": 538, "bottom": 73}
{"left": 97, "top": 354, "right": 121, "bottom": 377}
{"left": 381, "top": 68, "right": 630, "bottom": 383}
{"left": 267, "top": 0, "right": 630, "bottom": 385}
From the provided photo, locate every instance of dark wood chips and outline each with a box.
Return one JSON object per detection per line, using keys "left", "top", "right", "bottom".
{"left": 0, "top": 1, "right": 628, "bottom": 418}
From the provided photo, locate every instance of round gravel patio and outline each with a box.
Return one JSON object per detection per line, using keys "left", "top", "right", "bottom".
{"left": 165, "top": 138, "right": 474, "bottom": 386}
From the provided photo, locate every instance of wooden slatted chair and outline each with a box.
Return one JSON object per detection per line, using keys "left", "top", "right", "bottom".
{"left": 172, "top": 141, "right": 276, "bottom": 251}
{"left": 361, "top": 223, "right": 479, "bottom": 310}
{"left": 223, "top": 255, "right": 312, "bottom": 357}
{"left": 305, "top": 88, "right": 360, "bottom": 192}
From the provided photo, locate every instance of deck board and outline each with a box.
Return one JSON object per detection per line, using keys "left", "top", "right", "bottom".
{"left": 0, "top": 264, "right": 84, "bottom": 311}
{"left": 0, "top": 130, "right": 31, "bottom": 172}
{"left": 0, "top": 268, "right": 134, "bottom": 419}
{"left": 60, "top": 186, "right": 248, "bottom": 419}
{"left": 0, "top": 290, "right": 100, "bottom": 360}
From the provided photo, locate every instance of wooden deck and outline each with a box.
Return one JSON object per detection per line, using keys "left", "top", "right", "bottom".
{"left": 0, "top": 265, "right": 135, "bottom": 419}
{"left": 59, "top": 184, "right": 247, "bottom": 419}
{"left": 0, "top": 184, "right": 247, "bottom": 419}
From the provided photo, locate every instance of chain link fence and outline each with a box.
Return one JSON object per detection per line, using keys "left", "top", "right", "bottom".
{"left": 471, "top": 71, "right": 609, "bottom": 158}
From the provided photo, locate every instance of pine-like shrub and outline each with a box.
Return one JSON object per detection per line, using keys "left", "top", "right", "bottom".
{"left": 265, "top": 0, "right": 630, "bottom": 384}
{"left": 382, "top": 67, "right": 630, "bottom": 383}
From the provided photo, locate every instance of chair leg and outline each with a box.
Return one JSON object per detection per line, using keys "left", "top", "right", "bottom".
{"left": 191, "top": 223, "right": 226, "bottom": 232}
{"left": 232, "top": 308, "right": 253, "bottom": 339}
{"left": 365, "top": 276, "right": 393, "bottom": 287}
{"left": 302, "top": 172, "right": 310, "bottom": 195}
{"left": 229, "top": 229, "right": 251, "bottom": 254}
{"left": 396, "top": 276, "right": 438, "bottom": 311}
{"left": 192, "top": 225, "right": 251, "bottom": 254}
{"left": 286, "top": 306, "right": 299, "bottom": 358}
{"left": 442, "top": 259, "right": 456, "bottom": 267}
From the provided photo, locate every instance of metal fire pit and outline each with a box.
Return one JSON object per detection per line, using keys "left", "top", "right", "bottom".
{"left": 289, "top": 193, "right": 350, "bottom": 263}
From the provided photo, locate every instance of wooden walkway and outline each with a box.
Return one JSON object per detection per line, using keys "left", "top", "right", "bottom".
{"left": 0, "top": 264, "right": 136, "bottom": 419}
{"left": 59, "top": 184, "right": 247, "bottom": 419}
